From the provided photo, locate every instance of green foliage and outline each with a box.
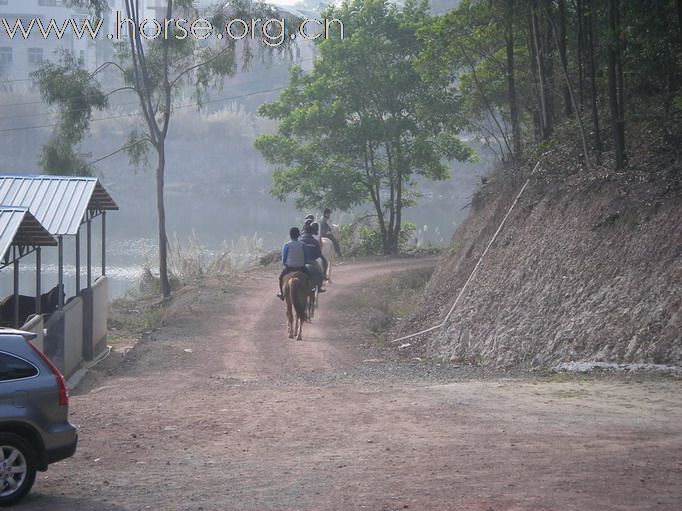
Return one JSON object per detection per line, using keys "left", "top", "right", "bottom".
{"left": 398, "top": 221, "right": 418, "bottom": 251}
{"left": 31, "top": 52, "right": 108, "bottom": 175}
{"left": 419, "top": 0, "right": 682, "bottom": 168}
{"left": 124, "top": 129, "right": 151, "bottom": 172}
{"left": 256, "top": 0, "right": 474, "bottom": 254}
{"left": 337, "top": 218, "right": 383, "bottom": 257}
{"left": 38, "top": 140, "right": 93, "bottom": 176}
{"left": 337, "top": 217, "right": 419, "bottom": 256}
{"left": 674, "top": 95, "right": 682, "bottom": 111}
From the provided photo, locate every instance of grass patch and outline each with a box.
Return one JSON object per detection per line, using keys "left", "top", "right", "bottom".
{"left": 353, "top": 266, "right": 435, "bottom": 344}
{"left": 107, "top": 294, "right": 166, "bottom": 350}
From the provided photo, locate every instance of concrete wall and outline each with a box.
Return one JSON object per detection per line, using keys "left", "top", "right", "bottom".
{"left": 63, "top": 297, "right": 83, "bottom": 379}
{"left": 92, "top": 276, "right": 108, "bottom": 356}
{"left": 21, "top": 315, "right": 44, "bottom": 352}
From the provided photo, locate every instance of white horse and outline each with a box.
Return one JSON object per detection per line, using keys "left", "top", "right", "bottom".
{"left": 320, "top": 237, "right": 336, "bottom": 283}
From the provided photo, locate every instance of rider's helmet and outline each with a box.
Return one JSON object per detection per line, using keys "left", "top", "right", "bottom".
{"left": 311, "top": 222, "right": 320, "bottom": 235}
{"left": 304, "top": 214, "right": 315, "bottom": 222}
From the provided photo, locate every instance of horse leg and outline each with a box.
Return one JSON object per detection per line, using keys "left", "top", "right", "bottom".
{"left": 285, "top": 284, "right": 294, "bottom": 338}
{"left": 296, "top": 313, "right": 303, "bottom": 341}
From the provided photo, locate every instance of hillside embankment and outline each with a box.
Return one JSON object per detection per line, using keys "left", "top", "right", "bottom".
{"left": 399, "top": 121, "right": 681, "bottom": 369}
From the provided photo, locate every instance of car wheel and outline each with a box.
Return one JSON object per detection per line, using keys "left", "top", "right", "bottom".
{"left": 0, "top": 433, "right": 37, "bottom": 507}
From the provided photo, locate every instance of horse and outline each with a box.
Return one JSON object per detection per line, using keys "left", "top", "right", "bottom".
{"left": 0, "top": 284, "right": 64, "bottom": 327}
{"left": 320, "top": 237, "right": 336, "bottom": 283}
{"left": 283, "top": 271, "right": 311, "bottom": 340}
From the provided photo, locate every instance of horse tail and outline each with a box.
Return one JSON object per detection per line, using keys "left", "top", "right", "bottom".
{"left": 292, "top": 277, "right": 308, "bottom": 322}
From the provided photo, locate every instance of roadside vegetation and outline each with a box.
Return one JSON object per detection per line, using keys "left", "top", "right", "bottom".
{"left": 340, "top": 266, "right": 435, "bottom": 346}
{"left": 107, "top": 232, "right": 266, "bottom": 350}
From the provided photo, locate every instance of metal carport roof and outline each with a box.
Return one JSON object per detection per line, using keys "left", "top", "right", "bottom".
{"left": 0, "top": 206, "right": 56, "bottom": 267}
{"left": 0, "top": 176, "right": 118, "bottom": 236}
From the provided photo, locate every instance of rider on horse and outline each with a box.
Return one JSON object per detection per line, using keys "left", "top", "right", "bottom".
{"left": 299, "top": 223, "right": 327, "bottom": 293}
{"left": 319, "top": 208, "right": 342, "bottom": 256}
{"left": 309, "top": 222, "right": 329, "bottom": 276}
{"left": 277, "top": 227, "right": 311, "bottom": 301}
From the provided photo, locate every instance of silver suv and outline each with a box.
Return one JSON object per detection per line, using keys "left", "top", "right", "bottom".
{"left": 0, "top": 328, "right": 77, "bottom": 506}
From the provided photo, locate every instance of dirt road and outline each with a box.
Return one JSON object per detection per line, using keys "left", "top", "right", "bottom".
{"left": 17, "top": 258, "right": 682, "bottom": 510}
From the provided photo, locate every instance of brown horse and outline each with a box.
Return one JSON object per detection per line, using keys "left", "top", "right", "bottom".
{"left": 283, "top": 271, "right": 311, "bottom": 340}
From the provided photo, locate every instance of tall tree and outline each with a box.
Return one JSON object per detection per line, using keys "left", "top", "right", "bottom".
{"left": 505, "top": 0, "right": 522, "bottom": 157}
{"left": 584, "top": 0, "right": 602, "bottom": 164}
{"left": 255, "top": 0, "right": 475, "bottom": 254}
{"left": 607, "top": 0, "right": 626, "bottom": 169}
{"left": 557, "top": 0, "right": 572, "bottom": 117}
{"left": 34, "top": 0, "right": 287, "bottom": 298}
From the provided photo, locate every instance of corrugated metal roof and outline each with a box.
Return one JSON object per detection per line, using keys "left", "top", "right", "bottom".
{"left": 0, "top": 176, "right": 118, "bottom": 236}
{"left": 0, "top": 206, "right": 57, "bottom": 263}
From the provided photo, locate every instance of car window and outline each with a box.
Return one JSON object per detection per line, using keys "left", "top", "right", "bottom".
{"left": 0, "top": 352, "right": 39, "bottom": 381}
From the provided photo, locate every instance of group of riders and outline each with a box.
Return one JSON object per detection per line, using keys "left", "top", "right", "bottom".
{"left": 277, "top": 208, "right": 342, "bottom": 301}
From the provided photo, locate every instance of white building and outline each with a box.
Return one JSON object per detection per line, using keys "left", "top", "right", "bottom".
{"left": 0, "top": 0, "right": 96, "bottom": 88}
{"left": 0, "top": 0, "right": 176, "bottom": 88}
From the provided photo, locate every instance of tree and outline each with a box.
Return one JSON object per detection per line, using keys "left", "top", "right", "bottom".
{"left": 505, "top": 0, "right": 522, "bottom": 157}
{"left": 606, "top": 0, "right": 625, "bottom": 169}
{"left": 255, "top": 0, "right": 475, "bottom": 254}
{"left": 32, "top": 53, "right": 108, "bottom": 176}
{"left": 418, "top": 0, "right": 530, "bottom": 160}
{"left": 33, "top": 0, "right": 288, "bottom": 298}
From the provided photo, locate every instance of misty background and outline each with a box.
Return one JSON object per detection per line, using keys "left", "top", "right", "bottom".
{"left": 0, "top": 0, "right": 486, "bottom": 298}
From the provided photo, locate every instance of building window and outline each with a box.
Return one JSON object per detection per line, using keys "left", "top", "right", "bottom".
{"left": 0, "top": 48, "right": 11, "bottom": 65}
{"left": 27, "top": 48, "right": 43, "bottom": 65}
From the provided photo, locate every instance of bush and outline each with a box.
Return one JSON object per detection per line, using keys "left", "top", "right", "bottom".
{"left": 336, "top": 216, "right": 427, "bottom": 256}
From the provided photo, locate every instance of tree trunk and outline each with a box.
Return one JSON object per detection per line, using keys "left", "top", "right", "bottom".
{"left": 558, "top": 0, "right": 572, "bottom": 117}
{"left": 155, "top": 143, "right": 171, "bottom": 299}
{"left": 678, "top": 0, "right": 682, "bottom": 47}
{"left": 585, "top": 0, "right": 602, "bottom": 164}
{"left": 527, "top": 7, "right": 542, "bottom": 140}
{"left": 607, "top": 0, "right": 625, "bottom": 170}
{"left": 615, "top": 0, "right": 625, "bottom": 164}
{"left": 506, "top": 0, "right": 522, "bottom": 157}
{"left": 531, "top": 1, "right": 552, "bottom": 138}
{"left": 577, "top": 0, "right": 585, "bottom": 108}
{"left": 366, "top": 142, "right": 388, "bottom": 254}
{"left": 390, "top": 143, "right": 403, "bottom": 255}
{"left": 543, "top": 0, "right": 555, "bottom": 133}
{"left": 546, "top": 5, "right": 590, "bottom": 163}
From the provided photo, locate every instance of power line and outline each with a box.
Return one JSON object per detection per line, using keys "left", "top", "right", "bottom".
{"left": 0, "top": 55, "right": 310, "bottom": 112}
{"left": 0, "top": 83, "right": 291, "bottom": 134}
{"left": 0, "top": 61, "right": 302, "bottom": 122}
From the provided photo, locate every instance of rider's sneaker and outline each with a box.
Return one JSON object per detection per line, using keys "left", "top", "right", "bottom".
{"left": 276, "top": 292, "right": 284, "bottom": 300}
{"left": 318, "top": 287, "right": 326, "bottom": 293}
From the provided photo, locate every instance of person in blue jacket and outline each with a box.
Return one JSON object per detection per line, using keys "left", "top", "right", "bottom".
{"left": 277, "top": 227, "right": 310, "bottom": 300}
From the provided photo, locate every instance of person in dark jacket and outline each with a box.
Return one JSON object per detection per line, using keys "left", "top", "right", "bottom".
{"left": 277, "top": 227, "right": 310, "bottom": 300}
{"left": 299, "top": 224, "right": 326, "bottom": 292}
